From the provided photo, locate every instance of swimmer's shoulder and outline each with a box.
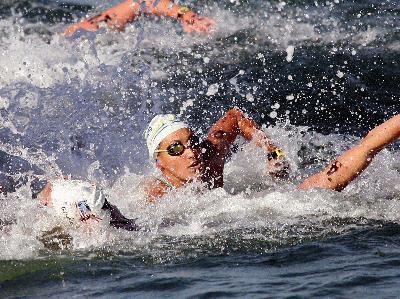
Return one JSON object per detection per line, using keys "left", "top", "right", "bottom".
{"left": 144, "top": 176, "right": 171, "bottom": 203}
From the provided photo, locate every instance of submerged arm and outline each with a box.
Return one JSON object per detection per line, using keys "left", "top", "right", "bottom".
{"left": 64, "top": 0, "right": 214, "bottom": 36}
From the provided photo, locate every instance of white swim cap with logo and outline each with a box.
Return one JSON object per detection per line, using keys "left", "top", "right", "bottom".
{"left": 50, "top": 179, "right": 106, "bottom": 221}
{"left": 144, "top": 114, "right": 188, "bottom": 159}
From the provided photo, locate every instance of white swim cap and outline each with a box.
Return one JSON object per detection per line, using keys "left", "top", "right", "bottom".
{"left": 144, "top": 114, "right": 188, "bottom": 159}
{"left": 50, "top": 179, "right": 106, "bottom": 221}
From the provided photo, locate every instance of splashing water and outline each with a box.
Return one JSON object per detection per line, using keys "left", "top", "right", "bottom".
{"left": 0, "top": 0, "right": 399, "bottom": 297}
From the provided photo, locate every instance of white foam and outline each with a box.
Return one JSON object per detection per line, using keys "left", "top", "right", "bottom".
{"left": 286, "top": 45, "right": 295, "bottom": 62}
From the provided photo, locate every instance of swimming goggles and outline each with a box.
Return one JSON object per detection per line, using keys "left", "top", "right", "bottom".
{"left": 155, "top": 135, "right": 200, "bottom": 156}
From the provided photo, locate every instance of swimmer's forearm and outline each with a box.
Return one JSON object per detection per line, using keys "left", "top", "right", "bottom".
{"left": 103, "top": 0, "right": 197, "bottom": 21}
{"left": 232, "top": 108, "right": 290, "bottom": 177}
{"left": 143, "top": 0, "right": 215, "bottom": 34}
{"left": 208, "top": 108, "right": 280, "bottom": 152}
{"left": 63, "top": 0, "right": 140, "bottom": 36}
{"left": 233, "top": 108, "right": 281, "bottom": 153}
{"left": 97, "top": 0, "right": 140, "bottom": 29}
{"left": 37, "top": 182, "right": 52, "bottom": 206}
{"left": 298, "top": 114, "right": 399, "bottom": 191}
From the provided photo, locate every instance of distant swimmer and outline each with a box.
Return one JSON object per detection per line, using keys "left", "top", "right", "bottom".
{"left": 143, "top": 108, "right": 400, "bottom": 201}
{"left": 64, "top": 0, "right": 215, "bottom": 37}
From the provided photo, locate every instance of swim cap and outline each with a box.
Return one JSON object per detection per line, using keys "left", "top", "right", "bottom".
{"left": 50, "top": 179, "right": 106, "bottom": 221}
{"left": 144, "top": 114, "right": 188, "bottom": 159}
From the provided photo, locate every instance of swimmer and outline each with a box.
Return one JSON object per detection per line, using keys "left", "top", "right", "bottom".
{"left": 64, "top": 0, "right": 215, "bottom": 37}
{"left": 144, "top": 108, "right": 290, "bottom": 201}
{"left": 0, "top": 151, "right": 138, "bottom": 230}
{"left": 37, "top": 179, "right": 140, "bottom": 231}
{"left": 144, "top": 108, "right": 400, "bottom": 201}
{"left": 33, "top": 108, "right": 287, "bottom": 227}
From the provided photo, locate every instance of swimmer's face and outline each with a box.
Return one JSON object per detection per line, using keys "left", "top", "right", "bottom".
{"left": 156, "top": 128, "right": 203, "bottom": 183}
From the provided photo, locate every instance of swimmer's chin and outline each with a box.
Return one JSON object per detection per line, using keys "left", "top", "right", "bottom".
{"left": 185, "top": 167, "right": 204, "bottom": 183}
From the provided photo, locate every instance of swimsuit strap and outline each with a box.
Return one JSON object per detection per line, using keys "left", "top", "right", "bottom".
{"left": 156, "top": 176, "right": 175, "bottom": 189}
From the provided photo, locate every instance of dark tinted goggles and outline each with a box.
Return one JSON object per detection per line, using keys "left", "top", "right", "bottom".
{"left": 156, "top": 135, "right": 200, "bottom": 156}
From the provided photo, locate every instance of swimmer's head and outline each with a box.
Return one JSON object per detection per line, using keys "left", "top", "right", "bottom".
{"left": 145, "top": 115, "right": 203, "bottom": 185}
{"left": 144, "top": 114, "right": 188, "bottom": 159}
{"left": 50, "top": 180, "right": 106, "bottom": 221}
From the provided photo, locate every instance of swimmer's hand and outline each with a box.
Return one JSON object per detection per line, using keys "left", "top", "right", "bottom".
{"left": 266, "top": 158, "right": 290, "bottom": 179}
{"left": 180, "top": 12, "right": 215, "bottom": 34}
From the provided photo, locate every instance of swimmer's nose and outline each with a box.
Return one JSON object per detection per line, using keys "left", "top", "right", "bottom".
{"left": 184, "top": 146, "right": 198, "bottom": 160}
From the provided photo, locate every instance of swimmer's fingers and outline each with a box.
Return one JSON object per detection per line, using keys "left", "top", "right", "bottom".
{"left": 63, "top": 13, "right": 110, "bottom": 36}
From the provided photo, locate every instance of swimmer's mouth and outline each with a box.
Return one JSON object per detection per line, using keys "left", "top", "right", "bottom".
{"left": 189, "top": 161, "right": 201, "bottom": 169}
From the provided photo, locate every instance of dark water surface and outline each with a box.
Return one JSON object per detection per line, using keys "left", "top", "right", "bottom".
{"left": 0, "top": 0, "right": 399, "bottom": 297}
{"left": 3, "top": 224, "right": 400, "bottom": 298}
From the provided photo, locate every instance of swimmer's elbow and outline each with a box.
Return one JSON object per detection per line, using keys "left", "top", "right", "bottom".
{"left": 226, "top": 107, "right": 244, "bottom": 119}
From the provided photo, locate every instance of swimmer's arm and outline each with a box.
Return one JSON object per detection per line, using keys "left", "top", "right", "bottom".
{"left": 298, "top": 114, "right": 400, "bottom": 191}
{"left": 64, "top": 0, "right": 140, "bottom": 36}
{"left": 206, "top": 108, "right": 289, "bottom": 177}
{"left": 64, "top": 0, "right": 214, "bottom": 36}
{"left": 102, "top": 199, "right": 140, "bottom": 231}
{"left": 206, "top": 108, "right": 277, "bottom": 150}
